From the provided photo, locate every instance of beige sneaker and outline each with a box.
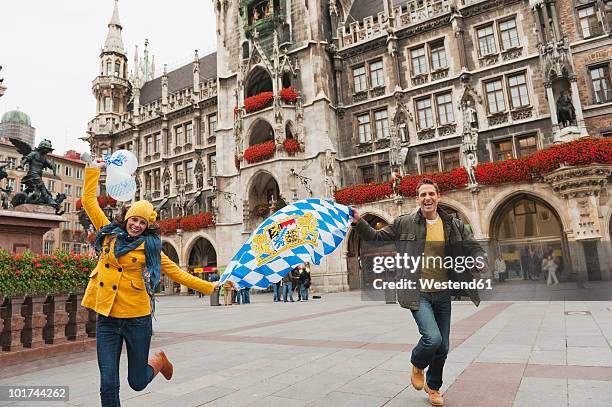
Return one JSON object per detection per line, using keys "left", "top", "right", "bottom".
{"left": 424, "top": 383, "right": 444, "bottom": 406}
{"left": 411, "top": 364, "right": 424, "bottom": 390}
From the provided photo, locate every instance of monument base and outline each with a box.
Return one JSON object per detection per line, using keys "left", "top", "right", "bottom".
{"left": 0, "top": 205, "right": 64, "bottom": 254}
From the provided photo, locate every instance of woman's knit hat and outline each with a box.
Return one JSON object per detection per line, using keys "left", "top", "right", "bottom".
{"left": 125, "top": 200, "right": 157, "bottom": 224}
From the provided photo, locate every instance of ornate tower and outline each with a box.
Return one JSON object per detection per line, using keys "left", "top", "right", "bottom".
{"left": 88, "top": 0, "right": 131, "bottom": 156}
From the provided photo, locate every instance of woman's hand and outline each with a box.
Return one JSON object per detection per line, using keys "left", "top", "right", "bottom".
{"left": 212, "top": 281, "right": 221, "bottom": 290}
{"left": 89, "top": 156, "right": 106, "bottom": 169}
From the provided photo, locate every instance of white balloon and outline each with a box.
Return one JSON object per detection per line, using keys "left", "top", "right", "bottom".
{"left": 108, "top": 150, "right": 138, "bottom": 175}
{"left": 106, "top": 165, "right": 137, "bottom": 202}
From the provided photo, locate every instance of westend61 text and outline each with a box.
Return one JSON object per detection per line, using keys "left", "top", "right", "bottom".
{"left": 372, "top": 254, "right": 486, "bottom": 274}
{"left": 372, "top": 279, "right": 493, "bottom": 291}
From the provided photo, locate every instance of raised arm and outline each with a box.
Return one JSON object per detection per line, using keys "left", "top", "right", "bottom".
{"left": 82, "top": 167, "right": 110, "bottom": 231}
{"left": 161, "top": 253, "right": 216, "bottom": 295}
{"left": 353, "top": 217, "right": 398, "bottom": 242}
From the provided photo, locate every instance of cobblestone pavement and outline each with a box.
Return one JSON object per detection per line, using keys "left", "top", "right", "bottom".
{"left": 1, "top": 290, "right": 611, "bottom": 406}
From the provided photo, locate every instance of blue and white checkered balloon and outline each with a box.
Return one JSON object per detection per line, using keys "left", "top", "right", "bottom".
{"left": 219, "top": 199, "right": 352, "bottom": 289}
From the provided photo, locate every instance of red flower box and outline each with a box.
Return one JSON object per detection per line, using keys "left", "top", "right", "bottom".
{"left": 244, "top": 91, "right": 274, "bottom": 113}
{"left": 283, "top": 138, "right": 301, "bottom": 154}
{"left": 334, "top": 137, "right": 612, "bottom": 205}
{"left": 158, "top": 212, "right": 215, "bottom": 236}
{"left": 244, "top": 140, "right": 275, "bottom": 164}
{"left": 280, "top": 87, "right": 299, "bottom": 104}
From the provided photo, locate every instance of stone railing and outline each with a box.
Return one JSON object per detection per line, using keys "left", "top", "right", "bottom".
{"left": 0, "top": 294, "right": 94, "bottom": 355}
{"left": 339, "top": 0, "right": 451, "bottom": 47}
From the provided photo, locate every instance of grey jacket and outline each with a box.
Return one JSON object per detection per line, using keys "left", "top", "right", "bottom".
{"left": 354, "top": 207, "right": 486, "bottom": 310}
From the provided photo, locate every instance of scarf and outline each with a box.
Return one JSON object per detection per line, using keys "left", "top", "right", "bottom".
{"left": 94, "top": 222, "right": 162, "bottom": 296}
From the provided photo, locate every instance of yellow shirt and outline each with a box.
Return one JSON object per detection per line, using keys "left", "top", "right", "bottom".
{"left": 81, "top": 167, "right": 214, "bottom": 318}
{"left": 420, "top": 217, "right": 448, "bottom": 292}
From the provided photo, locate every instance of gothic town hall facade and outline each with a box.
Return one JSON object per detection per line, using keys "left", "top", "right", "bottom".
{"left": 86, "top": 0, "right": 612, "bottom": 292}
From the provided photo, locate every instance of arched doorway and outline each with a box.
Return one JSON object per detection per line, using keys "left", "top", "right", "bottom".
{"left": 246, "top": 171, "right": 285, "bottom": 231}
{"left": 188, "top": 237, "right": 218, "bottom": 288}
{"left": 246, "top": 67, "right": 272, "bottom": 98}
{"left": 248, "top": 119, "right": 275, "bottom": 146}
{"left": 346, "top": 214, "right": 391, "bottom": 290}
{"left": 162, "top": 242, "right": 179, "bottom": 293}
{"left": 491, "top": 195, "right": 566, "bottom": 281}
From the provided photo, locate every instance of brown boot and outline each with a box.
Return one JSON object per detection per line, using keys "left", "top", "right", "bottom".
{"left": 148, "top": 350, "right": 173, "bottom": 380}
{"left": 411, "top": 364, "right": 424, "bottom": 390}
{"left": 424, "top": 383, "right": 444, "bottom": 406}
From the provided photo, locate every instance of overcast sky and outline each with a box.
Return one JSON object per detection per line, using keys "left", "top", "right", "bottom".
{"left": 0, "top": 0, "right": 217, "bottom": 154}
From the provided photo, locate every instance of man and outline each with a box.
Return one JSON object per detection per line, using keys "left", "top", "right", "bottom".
{"left": 495, "top": 254, "right": 506, "bottom": 283}
{"left": 351, "top": 178, "right": 487, "bottom": 406}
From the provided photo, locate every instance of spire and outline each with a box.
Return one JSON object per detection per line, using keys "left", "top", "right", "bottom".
{"left": 103, "top": 0, "right": 125, "bottom": 55}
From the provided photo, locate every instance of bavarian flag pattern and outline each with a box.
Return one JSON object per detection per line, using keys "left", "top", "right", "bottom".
{"left": 219, "top": 199, "right": 352, "bottom": 289}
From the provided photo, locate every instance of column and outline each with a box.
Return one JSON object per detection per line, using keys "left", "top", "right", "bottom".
{"left": 570, "top": 77, "right": 587, "bottom": 136}
{"left": 545, "top": 82, "right": 560, "bottom": 135}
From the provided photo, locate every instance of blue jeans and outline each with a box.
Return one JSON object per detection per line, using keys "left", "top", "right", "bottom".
{"left": 96, "top": 314, "right": 154, "bottom": 407}
{"left": 300, "top": 283, "right": 309, "bottom": 300}
{"left": 283, "top": 282, "right": 294, "bottom": 301}
{"left": 273, "top": 283, "right": 280, "bottom": 301}
{"left": 410, "top": 290, "right": 451, "bottom": 391}
{"left": 234, "top": 290, "right": 242, "bottom": 304}
{"left": 242, "top": 289, "right": 250, "bottom": 304}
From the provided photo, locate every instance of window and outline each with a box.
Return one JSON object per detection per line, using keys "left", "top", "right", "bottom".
{"left": 64, "top": 184, "right": 72, "bottom": 196}
{"left": 62, "top": 243, "right": 70, "bottom": 252}
{"left": 493, "top": 139, "right": 514, "bottom": 161}
{"left": 353, "top": 66, "right": 367, "bottom": 93}
{"left": 357, "top": 114, "right": 372, "bottom": 143}
{"left": 64, "top": 202, "right": 71, "bottom": 213}
{"left": 477, "top": 25, "right": 497, "bottom": 56}
{"left": 578, "top": 6, "right": 598, "bottom": 38}
{"left": 209, "top": 154, "right": 217, "bottom": 176}
{"left": 154, "top": 133, "right": 161, "bottom": 153}
{"left": 113, "top": 98, "right": 119, "bottom": 113}
{"left": 114, "top": 61, "right": 121, "bottom": 77}
{"left": 499, "top": 18, "right": 519, "bottom": 50}
{"left": 378, "top": 162, "right": 391, "bottom": 183}
{"left": 185, "top": 123, "right": 193, "bottom": 144}
{"left": 7, "top": 157, "right": 17, "bottom": 169}
{"left": 76, "top": 186, "right": 82, "bottom": 197}
{"left": 436, "top": 93, "right": 454, "bottom": 125}
{"left": 374, "top": 110, "right": 389, "bottom": 139}
{"left": 507, "top": 73, "right": 530, "bottom": 108}
{"left": 430, "top": 43, "right": 447, "bottom": 70}
{"left": 144, "top": 171, "right": 152, "bottom": 191}
{"left": 64, "top": 166, "right": 73, "bottom": 177}
{"left": 411, "top": 47, "right": 427, "bottom": 76}
{"left": 7, "top": 178, "right": 15, "bottom": 191}
{"left": 145, "top": 136, "right": 153, "bottom": 155}
{"left": 370, "top": 60, "right": 384, "bottom": 88}
{"left": 104, "top": 97, "right": 111, "bottom": 112}
{"left": 75, "top": 168, "right": 83, "bottom": 180}
{"left": 416, "top": 98, "right": 434, "bottom": 129}
{"left": 441, "top": 149, "right": 461, "bottom": 171}
{"left": 106, "top": 60, "right": 112, "bottom": 76}
{"left": 485, "top": 79, "right": 506, "bottom": 113}
{"left": 590, "top": 65, "right": 612, "bottom": 104}
{"left": 73, "top": 244, "right": 82, "bottom": 255}
{"left": 153, "top": 169, "right": 161, "bottom": 191}
{"left": 517, "top": 135, "right": 537, "bottom": 157}
{"left": 47, "top": 180, "right": 56, "bottom": 192}
{"left": 421, "top": 153, "right": 439, "bottom": 173}
{"left": 185, "top": 161, "right": 193, "bottom": 185}
{"left": 208, "top": 114, "right": 217, "bottom": 135}
{"left": 175, "top": 126, "right": 184, "bottom": 146}
{"left": 44, "top": 241, "right": 54, "bottom": 256}
{"left": 175, "top": 163, "right": 184, "bottom": 184}
{"left": 361, "top": 166, "right": 375, "bottom": 183}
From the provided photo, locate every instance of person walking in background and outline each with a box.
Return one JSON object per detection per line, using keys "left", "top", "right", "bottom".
{"left": 543, "top": 252, "right": 559, "bottom": 285}
{"left": 234, "top": 284, "right": 242, "bottom": 305}
{"left": 530, "top": 247, "right": 542, "bottom": 280}
{"left": 273, "top": 281, "right": 281, "bottom": 302}
{"left": 520, "top": 248, "right": 530, "bottom": 280}
{"left": 222, "top": 280, "right": 233, "bottom": 306}
{"left": 282, "top": 271, "right": 295, "bottom": 302}
{"left": 299, "top": 264, "right": 311, "bottom": 301}
{"left": 242, "top": 287, "right": 251, "bottom": 304}
{"left": 494, "top": 254, "right": 506, "bottom": 283}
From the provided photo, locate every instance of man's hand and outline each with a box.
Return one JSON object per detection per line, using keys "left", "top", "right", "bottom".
{"left": 350, "top": 206, "right": 360, "bottom": 224}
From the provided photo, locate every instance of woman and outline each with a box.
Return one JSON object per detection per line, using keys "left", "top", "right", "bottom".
{"left": 299, "top": 264, "right": 311, "bottom": 301}
{"left": 543, "top": 252, "right": 559, "bottom": 285}
{"left": 81, "top": 160, "right": 219, "bottom": 406}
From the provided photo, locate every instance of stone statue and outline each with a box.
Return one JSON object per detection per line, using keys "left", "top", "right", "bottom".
{"left": 465, "top": 152, "right": 478, "bottom": 186}
{"left": 324, "top": 149, "right": 336, "bottom": 198}
{"left": 462, "top": 99, "right": 478, "bottom": 132}
{"left": 556, "top": 90, "right": 576, "bottom": 128}
{"left": 0, "top": 162, "right": 11, "bottom": 209}
{"left": 9, "top": 138, "right": 64, "bottom": 214}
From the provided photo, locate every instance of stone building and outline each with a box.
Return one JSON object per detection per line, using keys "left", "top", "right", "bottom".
{"left": 0, "top": 109, "right": 36, "bottom": 146}
{"left": 86, "top": 0, "right": 611, "bottom": 292}
{"left": 0, "top": 138, "right": 86, "bottom": 254}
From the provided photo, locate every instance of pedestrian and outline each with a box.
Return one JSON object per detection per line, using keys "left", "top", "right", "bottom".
{"left": 82, "top": 159, "right": 219, "bottom": 407}
{"left": 520, "top": 248, "right": 530, "bottom": 280}
{"left": 234, "top": 284, "right": 242, "bottom": 304}
{"left": 529, "top": 247, "right": 541, "bottom": 280}
{"left": 543, "top": 252, "right": 559, "bottom": 285}
{"left": 282, "top": 271, "right": 295, "bottom": 302}
{"left": 273, "top": 281, "right": 281, "bottom": 302}
{"left": 242, "top": 287, "right": 251, "bottom": 304}
{"left": 222, "top": 280, "right": 233, "bottom": 305}
{"left": 299, "top": 264, "right": 311, "bottom": 301}
{"left": 351, "top": 178, "right": 487, "bottom": 406}
{"left": 494, "top": 254, "right": 506, "bottom": 283}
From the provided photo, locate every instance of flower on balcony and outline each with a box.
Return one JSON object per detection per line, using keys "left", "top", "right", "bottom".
{"left": 280, "top": 87, "right": 299, "bottom": 104}
{"left": 158, "top": 212, "right": 215, "bottom": 236}
{"left": 244, "top": 140, "right": 275, "bottom": 164}
{"left": 283, "top": 138, "right": 301, "bottom": 154}
{"left": 244, "top": 91, "right": 274, "bottom": 113}
{"left": 334, "top": 137, "right": 612, "bottom": 205}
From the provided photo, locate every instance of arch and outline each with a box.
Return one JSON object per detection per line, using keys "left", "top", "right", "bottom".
{"left": 285, "top": 121, "right": 295, "bottom": 139}
{"left": 489, "top": 192, "right": 567, "bottom": 281}
{"left": 438, "top": 197, "right": 479, "bottom": 236}
{"left": 247, "top": 118, "right": 274, "bottom": 146}
{"left": 114, "top": 59, "right": 121, "bottom": 77}
{"left": 281, "top": 71, "right": 292, "bottom": 89}
{"left": 161, "top": 240, "right": 180, "bottom": 263}
{"left": 246, "top": 170, "right": 284, "bottom": 228}
{"left": 245, "top": 66, "right": 273, "bottom": 97}
{"left": 186, "top": 236, "right": 218, "bottom": 270}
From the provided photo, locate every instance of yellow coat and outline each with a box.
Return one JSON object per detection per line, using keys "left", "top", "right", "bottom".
{"left": 81, "top": 168, "right": 214, "bottom": 318}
